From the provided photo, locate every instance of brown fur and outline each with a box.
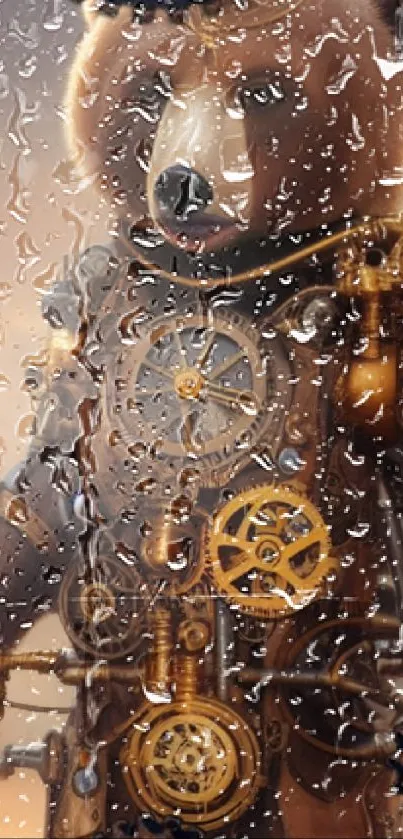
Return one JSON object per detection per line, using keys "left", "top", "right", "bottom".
{"left": 66, "top": 0, "right": 403, "bottom": 251}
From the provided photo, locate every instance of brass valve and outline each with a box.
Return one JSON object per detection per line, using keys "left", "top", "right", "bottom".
{"left": 335, "top": 229, "right": 403, "bottom": 442}
{"left": 174, "top": 619, "right": 211, "bottom": 702}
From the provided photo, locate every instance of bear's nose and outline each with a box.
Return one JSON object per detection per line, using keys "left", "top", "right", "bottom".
{"left": 153, "top": 165, "right": 213, "bottom": 220}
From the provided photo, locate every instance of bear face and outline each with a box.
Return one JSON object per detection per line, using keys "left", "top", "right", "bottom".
{"left": 67, "top": 0, "right": 401, "bottom": 258}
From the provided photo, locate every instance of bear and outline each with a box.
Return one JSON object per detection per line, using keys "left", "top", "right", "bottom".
{"left": 1, "top": 1, "right": 403, "bottom": 837}
{"left": 66, "top": 0, "right": 402, "bottom": 257}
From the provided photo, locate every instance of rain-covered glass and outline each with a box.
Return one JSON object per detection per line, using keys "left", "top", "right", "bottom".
{"left": 1, "top": 1, "right": 403, "bottom": 837}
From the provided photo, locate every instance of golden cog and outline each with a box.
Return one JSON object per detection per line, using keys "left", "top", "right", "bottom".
{"left": 121, "top": 698, "right": 261, "bottom": 832}
{"left": 207, "top": 483, "right": 338, "bottom": 619}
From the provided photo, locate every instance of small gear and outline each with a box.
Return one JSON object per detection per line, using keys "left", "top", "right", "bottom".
{"left": 59, "top": 552, "right": 156, "bottom": 659}
{"left": 121, "top": 697, "right": 261, "bottom": 832}
{"left": 207, "top": 483, "right": 338, "bottom": 619}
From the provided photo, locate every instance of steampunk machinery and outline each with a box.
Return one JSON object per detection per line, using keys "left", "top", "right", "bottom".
{"left": 3, "top": 214, "right": 403, "bottom": 838}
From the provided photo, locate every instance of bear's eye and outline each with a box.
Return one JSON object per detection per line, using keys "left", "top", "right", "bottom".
{"left": 235, "top": 80, "right": 285, "bottom": 112}
{"left": 138, "top": 79, "right": 158, "bottom": 106}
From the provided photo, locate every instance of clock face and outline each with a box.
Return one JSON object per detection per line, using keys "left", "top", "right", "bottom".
{"left": 103, "top": 310, "right": 291, "bottom": 487}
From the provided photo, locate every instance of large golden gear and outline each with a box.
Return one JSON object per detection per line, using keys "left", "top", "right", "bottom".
{"left": 207, "top": 484, "right": 338, "bottom": 618}
{"left": 121, "top": 697, "right": 261, "bottom": 832}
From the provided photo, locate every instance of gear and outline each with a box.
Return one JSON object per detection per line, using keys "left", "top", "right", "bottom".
{"left": 207, "top": 483, "right": 338, "bottom": 618}
{"left": 237, "top": 615, "right": 272, "bottom": 646}
{"left": 59, "top": 553, "right": 156, "bottom": 659}
{"left": 106, "top": 310, "right": 290, "bottom": 488}
{"left": 121, "top": 697, "right": 261, "bottom": 832}
{"left": 277, "top": 613, "right": 399, "bottom": 756}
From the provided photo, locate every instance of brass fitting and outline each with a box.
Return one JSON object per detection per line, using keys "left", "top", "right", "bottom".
{"left": 145, "top": 608, "right": 173, "bottom": 696}
{"left": 177, "top": 619, "right": 210, "bottom": 653}
{"left": 174, "top": 654, "right": 200, "bottom": 703}
{"left": 335, "top": 243, "right": 402, "bottom": 441}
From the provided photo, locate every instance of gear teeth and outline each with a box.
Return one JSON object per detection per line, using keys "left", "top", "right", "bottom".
{"left": 205, "top": 481, "right": 338, "bottom": 620}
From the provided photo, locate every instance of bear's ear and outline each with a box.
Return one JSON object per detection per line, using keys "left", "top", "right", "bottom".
{"left": 78, "top": 0, "right": 111, "bottom": 26}
{"left": 378, "top": 0, "right": 397, "bottom": 30}
{"left": 81, "top": 0, "right": 100, "bottom": 26}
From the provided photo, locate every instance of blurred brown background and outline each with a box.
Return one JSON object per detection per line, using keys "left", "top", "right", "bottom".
{"left": 0, "top": 1, "right": 111, "bottom": 834}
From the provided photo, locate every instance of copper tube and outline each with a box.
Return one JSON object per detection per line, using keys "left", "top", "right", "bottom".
{"left": 127, "top": 217, "right": 395, "bottom": 289}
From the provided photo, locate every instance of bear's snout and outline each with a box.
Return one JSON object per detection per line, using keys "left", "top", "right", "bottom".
{"left": 152, "top": 164, "right": 237, "bottom": 251}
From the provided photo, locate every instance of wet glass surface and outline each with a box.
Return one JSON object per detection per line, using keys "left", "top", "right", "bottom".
{"left": 2, "top": 1, "right": 403, "bottom": 837}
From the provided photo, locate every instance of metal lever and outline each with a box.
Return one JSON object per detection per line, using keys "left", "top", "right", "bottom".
{"left": 0, "top": 730, "right": 64, "bottom": 784}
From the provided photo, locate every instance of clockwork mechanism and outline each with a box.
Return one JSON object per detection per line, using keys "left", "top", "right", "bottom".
{"left": 207, "top": 484, "right": 339, "bottom": 618}
{"left": 59, "top": 552, "right": 156, "bottom": 659}
{"left": 106, "top": 311, "right": 290, "bottom": 487}
{"left": 121, "top": 697, "right": 261, "bottom": 832}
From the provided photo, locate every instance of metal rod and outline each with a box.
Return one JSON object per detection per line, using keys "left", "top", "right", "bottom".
{"left": 237, "top": 667, "right": 398, "bottom": 705}
{"left": 378, "top": 474, "right": 403, "bottom": 622}
{"left": 215, "top": 598, "right": 231, "bottom": 702}
{"left": 0, "top": 652, "right": 143, "bottom": 686}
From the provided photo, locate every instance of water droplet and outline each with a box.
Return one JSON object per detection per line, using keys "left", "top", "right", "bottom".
{"left": 16, "top": 412, "right": 36, "bottom": 441}
{"left": 0, "top": 373, "right": 10, "bottom": 392}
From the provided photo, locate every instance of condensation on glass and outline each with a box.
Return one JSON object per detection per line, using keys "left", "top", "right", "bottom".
{"left": 1, "top": 1, "right": 403, "bottom": 837}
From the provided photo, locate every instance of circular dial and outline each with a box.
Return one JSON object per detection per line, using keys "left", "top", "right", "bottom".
{"left": 207, "top": 483, "right": 338, "bottom": 618}
{"left": 108, "top": 311, "right": 289, "bottom": 487}
{"left": 121, "top": 697, "right": 261, "bottom": 832}
{"left": 278, "top": 617, "right": 399, "bottom": 756}
{"left": 59, "top": 553, "right": 155, "bottom": 659}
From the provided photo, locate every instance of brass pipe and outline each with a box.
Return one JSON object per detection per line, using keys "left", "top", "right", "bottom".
{"left": 237, "top": 667, "right": 399, "bottom": 707}
{"left": 145, "top": 608, "right": 173, "bottom": 696}
{"left": 361, "top": 293, "right": 381, "bottom": 359}
{"left": 55, "top": 665, "right": 143, "bottom": 686}
{"left": 127, "top": 217, "right": 397, "bottom": 289}
{"left": 0, "top": 652, "right": 143, "bottom": 685}
{"left": 175, "top": 654, "right": 199, "bottom": 703}
{"left": 0, "top": 651, "right": 59, "bottom": 674}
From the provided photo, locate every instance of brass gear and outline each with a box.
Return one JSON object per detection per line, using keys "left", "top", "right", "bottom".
{"left": 121, "top": 697, "right": 261, "bottom": 832}
{"left": 207, "top": 483, "right": 338, "bottom": 619}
